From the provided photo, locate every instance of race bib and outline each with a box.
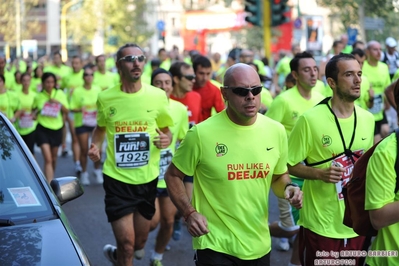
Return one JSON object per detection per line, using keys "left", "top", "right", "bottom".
{"left": 41, "top": 102, "right": 61, "bottom": 117}
{"left": 332, "top": 150, "right": 363, "bottom": 200}
{"left": 368, "top": 94, "right": 383, "bottom": 114}
{"left": 159, "top": 149, "right": 173, "bottom": 181}
{"left": 114, "top": 133, "right": 150, "bottom": 168}
{"left": 19, "top": 112, "right": 33, "bottom": 128}
{"left": 82, "top": 110, "right": 97, "bottom": 127}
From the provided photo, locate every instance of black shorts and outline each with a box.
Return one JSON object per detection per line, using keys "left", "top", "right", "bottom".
{"left": 183, "top": 175, "right": 193, "bottom": 183}
{"left": 35, "top": 124, "right": 63, "bottom": 147}
{"left": 156, "top": 187, "right": 169, "bottom": 197}
{"left": 194, "top": 249, "right": 270, "bottom": 266}
{"left": 21, "top": 130, "right": 36, "bottom": 154}
{"left": 75, "top": 125, "right": 95, "bottom": 135}
{"left": 103, "top": 173, "right": 158, "bottom": 223}
{"left": 374, "top": 112, "right": 388, "bottom": 136}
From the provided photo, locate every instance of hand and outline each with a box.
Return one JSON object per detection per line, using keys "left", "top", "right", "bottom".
{"left": 88, "top": 143, "right": 101, "bottom": 162}
{"left": 185, "top": 212, "right": 210, "bottom": 237}
{"left": 285, "top": 186, "right": 303, "bottom": 209}
{"left": 49, "top": 98, "right": 60, "bottom": 104}
{"left": 320, "top": 165, "right": 345, "bottom": 183}
{"left": 368, "top": 88, "right": 374, "bottom": 99}
{"left": 153, "top": 128, "right": 171, "bottom": 149}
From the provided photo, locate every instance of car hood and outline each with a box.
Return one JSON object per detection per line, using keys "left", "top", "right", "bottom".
{"left": 0, "top": 219, "right": 85, "bottom": 265}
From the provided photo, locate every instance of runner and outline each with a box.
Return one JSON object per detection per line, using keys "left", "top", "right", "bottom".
{"left": 287, "top": 54, "right": 375, "bottom": 265}
{"left": 33, "top": 72, "right": 69, "bottom": 182}
{"left": 148, "top": 68, "right": 189, "bottom": 266}
{"left": 15, "top": 72, "right": 37, "bottom": 155}
{"left": 88, "top": 44, "right": 173, "bottom": 266}
{"left": 70, "top": 67, "right": 102, "bottom": 185}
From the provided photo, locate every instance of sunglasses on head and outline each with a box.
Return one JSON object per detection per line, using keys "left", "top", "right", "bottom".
{"left": 221, "top": 85, "right": 263, "bottom": 96}
{"left": 182, "top": 74, "right": 196, "bottom": 81}
{"left": 118, "top": 54, "right": 146, "bottom": 63}
{"left": 83, "top": 73, "right": 93, "bottom": 77}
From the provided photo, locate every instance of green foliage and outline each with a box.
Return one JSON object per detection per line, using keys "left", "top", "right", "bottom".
{"left": 0, "top": 0, "right": 40, "bottom": 44}
{"left": 316, "top": 0, "right": 398, "bottom": 42}
{"left": 67, "top": 0, "right": 153, "bottom": 53}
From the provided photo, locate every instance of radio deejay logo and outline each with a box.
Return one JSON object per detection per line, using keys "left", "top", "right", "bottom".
{"left": 227, "top": 163, "right": 270, "bottom": 180}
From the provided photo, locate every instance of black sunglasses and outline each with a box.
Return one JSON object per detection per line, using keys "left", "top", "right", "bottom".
{"left": 118, "top": 54, "right": 146, "bottom": 63}
{"left": 182, "top": 74, "right": 196, "bottom": 81}
{"left": 83, "top": 73, "right": 94, "bottom": 77}
{"left": 221, "top": 85, "right": 263, "bottom": 97}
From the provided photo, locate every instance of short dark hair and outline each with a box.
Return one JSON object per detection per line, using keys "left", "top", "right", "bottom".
{"left": 95, "top": 54, "right": 105, "bottom": 63}
{"left": 290, "top": 51, "right": 314, "bottom": 72}
{"left": 34, "top": 66, "right": 43, "bottom": 79}
{"left": 332, "top": 40, "right": 343, "bottom": 48}
{"left": 352, "top": 40, "right": 364, "bottom": 50}
{"left": 116, "top": 44, "right": 143, "bottom": 61}
{"left": 20, "top": 72, "right": 31, "bottom": 81}
{"left": 351, "top": 48, "right": 365, "bottom": 58}
{"left": 325, "top": 53, "right": 356, "bottom": 82}
{"left": 192, "top": 55, "right": 211, "bottom": 72}
{"left": 169, "top": 61, "right": 191, "bottom": 86}
{"left": 41, "top": 72, "right": 57, "bottom": 88}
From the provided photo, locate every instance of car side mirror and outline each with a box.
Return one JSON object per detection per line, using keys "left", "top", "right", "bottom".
{"left": 50, "top": 176, "right": 84, "bottom": 205}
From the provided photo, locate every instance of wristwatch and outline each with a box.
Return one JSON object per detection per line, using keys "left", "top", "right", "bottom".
{"left": 284, "top": 182, "right": 299, "bottom": 191}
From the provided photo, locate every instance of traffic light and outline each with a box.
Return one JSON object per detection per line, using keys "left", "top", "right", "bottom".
{"left": 271, "top": 0, "right": 290, "bottom": 27}
{"left": 244, "top": 0, "right": 262, "bottom": 27}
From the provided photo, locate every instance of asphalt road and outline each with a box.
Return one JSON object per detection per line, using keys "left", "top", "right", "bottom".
{"left": 36, "top": 148, "right": 293, "bottom": 266}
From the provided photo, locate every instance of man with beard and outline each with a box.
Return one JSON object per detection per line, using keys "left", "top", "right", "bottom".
{"left": 287, "top": 54, "right": 375, "bottom": 265}
{"left": 88, "top": 43, "right": 173, "bottom": 266}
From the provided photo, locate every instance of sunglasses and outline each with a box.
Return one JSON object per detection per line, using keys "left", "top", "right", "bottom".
{"left": 118, "top": 54, "right": 146, "bottom": 63}
{"left": 221, "top": 85, "right": 263, "bottom": 97}
{"left": 83, "top": 73, "right": 94, "bottom": 77}
{"left": 182, "top": 74, "right": 196, "bottom": 81}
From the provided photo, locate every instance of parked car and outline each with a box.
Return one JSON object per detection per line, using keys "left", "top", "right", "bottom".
{"left": 0, "top": 112, "right": 90, "bottom": 265}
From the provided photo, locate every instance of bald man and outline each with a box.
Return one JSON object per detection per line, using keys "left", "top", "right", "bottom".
{"left": 165, "top": 63, "right": 302, "bottom": 265}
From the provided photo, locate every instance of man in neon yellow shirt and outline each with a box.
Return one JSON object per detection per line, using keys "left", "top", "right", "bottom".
{"left": 362, "top": 40, "right": 391, "bottom": 143}
{"left": 288, "top": 54, "right": 375, "bottom": 265}
{"left": 266, "top": 51, "right": 324, "bottom": 264}
{"left": 365, "top": 80, "right": 399, "bottom": 266}
{"left": 148, "top": 68, "right": 189, "bottom": 266}
{"left": 88, "top": 44, "right": 173, "bottom": 266}
{"left": 43, "top": 52, "right": 71, "bottom": 86}
{"left": 93, "top": 54, "right": 119, "bottom": 91}
{"left": 351, "top": 48, "right": 374, "bottom": 110}
{"left": 165, "top": 63, "right": 302, "bottom": 265}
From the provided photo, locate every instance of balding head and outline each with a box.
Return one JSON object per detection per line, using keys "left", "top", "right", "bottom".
{"left": 224, "top": 63, "right": 260, "bottom": 87}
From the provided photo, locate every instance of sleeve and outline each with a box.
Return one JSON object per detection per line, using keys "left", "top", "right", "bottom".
{"left": 172, "top": 126, "right": 201, "bottom": 176}
{"left": 266, "top": 96, "right": 284, "bottom": 122}
{"left": 58, "top": 90, "right": 69, "bottom": 109}
{"left": 365, "top": 142, "right": 397, "bottom": 210}
{"left": 274, "top": 124, "right": 288, "bottom": 175}
{"left": 287, "top": 114, "right": 312, "bottom": 166}
{"left": 213, "top": 87, "right": 225, "bottom": 113}
{"left": 156, "top": 94, "right": 174, "bottom": 129}
{"left": 96, "top": 95, "right": 106, "bottom": 127}
{"left": 177, "top": 108, "right": 189, "bottom": 141}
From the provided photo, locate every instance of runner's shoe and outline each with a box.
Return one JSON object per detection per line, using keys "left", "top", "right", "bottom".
{"left": 103, "top": 244, "right": 117, "bottom": 265}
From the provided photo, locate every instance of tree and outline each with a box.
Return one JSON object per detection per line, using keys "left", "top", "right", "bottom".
{"left": 316, "top": 0, "right": 398, "bottom": 42}
{"left": 66, "top": 0, "right": 153, "bottom": 53}
{"left": 0, "top": 0, "right": 40, "bottom": 44}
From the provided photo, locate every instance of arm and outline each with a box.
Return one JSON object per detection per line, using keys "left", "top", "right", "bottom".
{"left": 165, "top": 163, "right": 209, "bottom": 237}
{"left": 271, "top": 171, "right": 302, "bottom": 209}
{"left": 369, "top": 202, "right": 399, "bottom": 230}
{"left": 288, "top": 163, "right": 344, "bottom": 183}
{"left": 384, "top": 80, "right": 398, "bottom": 109}
{"left": 88, "top": 125, "right": 106, "bottom": 162}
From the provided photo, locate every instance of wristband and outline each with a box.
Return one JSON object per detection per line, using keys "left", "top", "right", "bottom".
{"left": 184, "top": 210, "right": 197, "bottom": 222}
{"left": 284, "top": 182, "right": 299, "bottom": 191}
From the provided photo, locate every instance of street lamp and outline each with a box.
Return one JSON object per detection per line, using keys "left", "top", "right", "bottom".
{"left": 61, "top": 0, "right": 79, "bottom": 62}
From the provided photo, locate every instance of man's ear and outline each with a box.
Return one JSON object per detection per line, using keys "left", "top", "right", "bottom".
{"left": 173, "top": 76, "right": 179, "bottom": 85}
{"left": 326, "top": 77, "right": 336, "bottom": 90}
{"left": 221, "top": 88, "right": 228, "bottom": 101}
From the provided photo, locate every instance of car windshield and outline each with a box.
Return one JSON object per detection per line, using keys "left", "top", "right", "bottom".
{"left": 0, "top": 118, "right": 54, "bottom": 225}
